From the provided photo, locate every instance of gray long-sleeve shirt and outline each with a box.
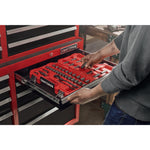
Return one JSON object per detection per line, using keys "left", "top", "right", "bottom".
{"left": 101, "top": 26, "right": 150, "bottom": 121}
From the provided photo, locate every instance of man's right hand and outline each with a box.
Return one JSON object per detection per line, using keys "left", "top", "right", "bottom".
{"left": 81, "top": 40, "right": 120, "bottom": 69}
{"left": 81, "top": 52, "right": 104, "bottom": 69}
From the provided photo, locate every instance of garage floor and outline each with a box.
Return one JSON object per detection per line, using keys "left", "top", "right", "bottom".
{"left": 76, "top": 35, "right": 108, "bottom": 125}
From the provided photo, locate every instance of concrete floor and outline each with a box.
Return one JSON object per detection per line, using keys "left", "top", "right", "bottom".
{"left": 76, "top": 35, "right": 108, "bottom": 125}
{"left": 76, "top": 99, "right": 105, "bottom": 125}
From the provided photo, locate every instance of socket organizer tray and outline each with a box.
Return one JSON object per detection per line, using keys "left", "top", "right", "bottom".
{"left": 29, "top": 53, "right": 113, "bottom": 99}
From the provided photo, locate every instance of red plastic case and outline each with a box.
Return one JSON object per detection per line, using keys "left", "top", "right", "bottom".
{"left": 29, "top": 53, "right": 113, "bottom": 98}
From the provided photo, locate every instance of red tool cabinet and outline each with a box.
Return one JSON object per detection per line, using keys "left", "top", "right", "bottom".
{"left": 0, "top": 25, "right": 82, "bottom": 125}
{"left": 0, "top": 25, "right": 115, "bottom": 125}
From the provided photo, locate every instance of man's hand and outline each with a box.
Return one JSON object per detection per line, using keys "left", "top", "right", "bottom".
{"left": 67, "top": 88, "right": 94, "bottom": 104}
{"left": 81, "top": 40, "right": 120, "bottom": 69}
{"left": 67, "top": 84, "right": 107, "bottom": 105}
{"left": 81, "top": 52, "right": 104, "bottom": 69}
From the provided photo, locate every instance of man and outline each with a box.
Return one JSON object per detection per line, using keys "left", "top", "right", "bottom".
{"left": 68, "top": 26, "right": 150, "bottom": 125}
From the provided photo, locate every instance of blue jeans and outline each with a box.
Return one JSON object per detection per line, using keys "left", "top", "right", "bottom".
{"left": 103, "top": 102, "right": 150, "bottom": 125}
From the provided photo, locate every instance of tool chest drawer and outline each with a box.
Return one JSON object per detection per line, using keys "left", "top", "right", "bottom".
{"left": 0, "top": 115, "right": 12, "bottom": 124}
{"left": 15, "top": 81, "right": 56, "bottom": 124}
{"left": 32, "top": 104, "right": 75, "bottom": 125}
{"left": 5, "top": 25, "right": 76, "bottom": 57}
{"left": 15, "top": 49, "right": 115, "bottom": 107}
{"left": 18, "top": 99, "right": 58, "bottom": 125}
{"left": 0, "top": 103, "right": 13, "bottom": 125}
{"left": 15, "top": 80, "right": 76, "bottom": 125}
{"left": 0, "top": 75, "right": 13, "bottom": 125}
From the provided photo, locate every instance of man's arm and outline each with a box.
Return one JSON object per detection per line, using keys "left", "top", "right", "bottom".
{"left": 101, "top": 26, "right": 150, "bottom": 93}
{"left": 96, "top": 40, "right": 120, "bottom": 59}
{"left": 68, "top": 32, "right": 124, "bottom": 104}
{"left": 98, "top": 32, "right": 124, "bottom": 58}
{"left": 81, "top": 30, "right": 125, "bottom": 68}
{"left": 82, "top": 40, "right": 120, "bottom": 68}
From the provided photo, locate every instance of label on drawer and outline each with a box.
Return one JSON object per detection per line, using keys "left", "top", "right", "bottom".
{"left": 60, "top": 43, "right": 77, "bottom": 54}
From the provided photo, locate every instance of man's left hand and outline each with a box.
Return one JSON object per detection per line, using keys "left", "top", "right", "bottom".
{"left": 67, "top": 88, "right": 94, "bottom": 105}
{"left": 67, "top": 83, "right": 107, "bottom": 105}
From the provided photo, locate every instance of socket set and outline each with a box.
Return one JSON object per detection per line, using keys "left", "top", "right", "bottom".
{"left": 29, "top": 53, "right": 113, "bottom": 99}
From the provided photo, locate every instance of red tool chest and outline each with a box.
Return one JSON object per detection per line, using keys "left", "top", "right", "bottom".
{"left": 0, "top": 25, "right": 115, "bottom": 125}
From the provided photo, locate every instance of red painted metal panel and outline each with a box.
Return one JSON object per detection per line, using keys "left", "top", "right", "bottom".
{"left": 9, "top": 73, "right": 19, "bottom": 125}
{"left": 0, "top": 26, "right": 8, "bottom": 59}
{"left": 75, "top": 25, "right": 79, "bottom": 37}
{"left": 65, "top": 104, "right": 80, "bottom": 125}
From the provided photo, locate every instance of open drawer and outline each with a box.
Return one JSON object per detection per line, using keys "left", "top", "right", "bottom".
{"left": 15, "top": 49, "right": 115, "bottom": 107}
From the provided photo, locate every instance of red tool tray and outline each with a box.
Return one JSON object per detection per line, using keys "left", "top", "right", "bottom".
{"left": 29, "top": 53, "right": 113, "bottom": 98}
{"left": 15, "top": 49, "right": 115, "bottom": 106}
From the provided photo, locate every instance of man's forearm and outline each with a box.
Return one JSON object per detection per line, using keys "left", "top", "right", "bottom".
{"left": 90, "top": 83, "right": 107, "bottom": 100}
{"left": 97, "top": 40, "right": 120, "bottom": 59}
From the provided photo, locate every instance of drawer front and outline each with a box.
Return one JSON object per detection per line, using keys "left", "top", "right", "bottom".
{"left": 0, "top": 75, "right": 13, "bottom": 124}
{"left": 0, "top": 116, "right": 12, "bottom": 125}
{"left": 34, "top": 104, "right": 76, "bottom": 125}
{"left": 6, "top": 25, "right": 76, "bottom": 56}
{"left": 15, "top": 81, "right": 56, "bottom": 124}
{"left": 18, "top": 98, "right": 55, "bottom": 125}
{"left": 15, "top": 80, "right": 76, "bottom": 125}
